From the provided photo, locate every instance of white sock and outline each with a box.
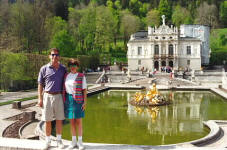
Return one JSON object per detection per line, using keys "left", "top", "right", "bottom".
{"left": 72, "top": 136, "right": 77, "bottom": 144}
{"left": 46, "top": 136, "right": 50, "bottom": 142}
{"left": 78, "top": 136, "right": 82, "bottom": 143}
{"left": 57, "top": 134, "right": 62, "bottom": 141}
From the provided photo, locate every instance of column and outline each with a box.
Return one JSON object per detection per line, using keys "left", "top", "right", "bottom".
{"left": 166, "top": 43, "right": 168, "bottom": 56}
{"left": 150, "top": 44, "right": 153, "bottom": 56}
{"left": 151, "top": 60, "right": 154, "bottom": 71}
{"left": 175, "top": 44, "right": 178, "bottom": 57}
{"left": 159, "top": 59, "right": 161, "bottom": 71}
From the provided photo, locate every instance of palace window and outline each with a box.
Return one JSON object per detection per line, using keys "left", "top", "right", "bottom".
{"left": 155, "top": 45, "right": 159, "bottom": 55}
{"left": 187, "top": 60, "right": 190, "bottom": 65}
{"left": 155, "top": 37, "right": 158, "bottom": 39}
{"left": 187, "top": 46, "right": 191, "bottom": 55}
{"left": 138, "top": 47, "right": 142, "bottom": 55}
{"left": 138, "top": 60, "right": 141, "bottom": 65}
{"left": 169, "top": 44, "right": 173, "bottom": 55}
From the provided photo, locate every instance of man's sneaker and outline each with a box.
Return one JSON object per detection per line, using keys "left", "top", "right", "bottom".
{"left": 77, "top": 141, "right": 85, "bottom": 150}
{"left": 44, "top": 140, "right": 51, "bottom": 150}
{"left": 57, "top": 140, "right": 64, "bottom": 149}
{"left": 68, "top": 142, "right": 77, "bottom": 149}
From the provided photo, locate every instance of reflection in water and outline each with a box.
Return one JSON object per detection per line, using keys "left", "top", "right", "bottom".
{"left": 63, "top": 90, "right": 226, "bottom": 145}
{"left": 127, "top": 91, "right": 205, "bottom": 136}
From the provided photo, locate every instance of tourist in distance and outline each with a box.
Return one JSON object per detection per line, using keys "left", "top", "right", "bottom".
{"left": 63, "top": 58, "right": 87, "bottom": 150}
{"left": 37, "top": 48, "right": 66, "bottom": 149}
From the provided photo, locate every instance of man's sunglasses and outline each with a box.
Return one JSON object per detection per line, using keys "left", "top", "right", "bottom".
{"left": 51, "top": 54, "right": 59, "bottom": 57}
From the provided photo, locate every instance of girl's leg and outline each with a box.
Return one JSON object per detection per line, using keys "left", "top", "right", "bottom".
{"left": 70, "top": 119, "right": 76, "bottom": 136}
{"left": 76, "top": 118, "right": 83, "bottom": 136}
{"left": 69, "top": 119, "right": 77, "bottom": 148}
{"left": 76, "top": 118, "right": 85, "bottom": 149}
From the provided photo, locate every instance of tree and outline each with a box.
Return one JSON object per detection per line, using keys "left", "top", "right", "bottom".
{"left": 50, "top": 29, "right": 75, "bottom": 57}
{"left": 120, "top": 10, "right": 140, "bottom": 50}
{"left": 219, "top": 34, "right": 227, "bottom": 46}
{"left": 0, "top": 0, "right": 10, "bottom": 34}
{"left": 95, "top": 6, "right": 116, "bottom": 52}
{"left": 139, "top": 3, "right": 150, "bottom": 18}
{"left": 220, "top": 1, "right": 227, "bottom": 27}
{"left": 9, "top": 1, "right": 33, "bottom": 52}
{"left": 68, "top": 7, "right": 83, "bottom": 37}
{"left": 129, "top": 0, "right": 142, "bottom": 16}
{"left": 78, "top": 6, "right": 96, "bottom": 54}
{"left": 172, "top": 5, "right": 193, "bottom": 27}
{"left": 107, "top": 0, "right": 121, "bottom": 46}
{"left": 54, "top": 0, "right": 68, "bottom": 20}
{"left": 195, "top": 2, "right": 219, "bottom": 28}
{"left": 121, "top": 0, "right": 129, "bottom": 9}
{"left": 9, "top": 0, "right": 53, "bottom": 53}
{"left": 146, "top": 9, "right": 160, "bottom": 27}
{"left": 0, "top": 0, "right": 13, "bottom": 51}
{"left": 45, "top": 16, "right": 68, "bottom": 48}
{"left": 0, "top": 52, "right": 29, "bottom": 90}
{"left": 31, "top": 0, "right": 54, "bottom": 53}
{"left": 158, "top": 0, "right": 172, "bottom": 24}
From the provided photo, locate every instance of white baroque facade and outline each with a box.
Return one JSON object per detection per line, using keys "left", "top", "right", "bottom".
{"left": 127, "top": 15, "right": 210, "bottom": 71}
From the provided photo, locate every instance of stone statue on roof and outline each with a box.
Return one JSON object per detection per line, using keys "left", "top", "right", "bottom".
{"left": 162, "top": 15, "right": 166, "bottom": 25}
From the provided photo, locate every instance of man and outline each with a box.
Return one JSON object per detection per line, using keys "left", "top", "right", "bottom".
{"left": 38, "top": 48, "right": 66, "bottom": 149}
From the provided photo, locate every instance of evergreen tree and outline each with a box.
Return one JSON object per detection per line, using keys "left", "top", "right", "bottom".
{"left": 54, "top": 0, "right": 69, "bottom": 20}
{"left": 220, "top": 1, "right": 227, "bottom": 27}
{"left": 158, "top": 0, "right": 172, "bottom": 24}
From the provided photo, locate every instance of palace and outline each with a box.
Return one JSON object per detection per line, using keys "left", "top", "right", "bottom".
{"left": 127, "top": 15, "right": 210, "bottom": 71}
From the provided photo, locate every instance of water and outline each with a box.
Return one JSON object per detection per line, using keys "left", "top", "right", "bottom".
{"left": 62, "top": 90, "right": 227, "bottom": 145}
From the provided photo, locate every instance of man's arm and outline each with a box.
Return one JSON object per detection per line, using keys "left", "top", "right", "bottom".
{"left": 38, "top": 84, "right": 44, "bottom": 107}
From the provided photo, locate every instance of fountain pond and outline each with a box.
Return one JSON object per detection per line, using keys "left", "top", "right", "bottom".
{"left": 62, "top": 90, "right": 227, "bottom": 145}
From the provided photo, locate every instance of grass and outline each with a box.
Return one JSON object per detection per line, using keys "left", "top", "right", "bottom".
{"left": 0, "top": 96, "right": 38, "bottom": 106}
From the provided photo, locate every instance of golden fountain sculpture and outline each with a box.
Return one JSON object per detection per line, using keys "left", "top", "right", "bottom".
{"left": 130, "top": 83, "right": 171, "bottom": 106}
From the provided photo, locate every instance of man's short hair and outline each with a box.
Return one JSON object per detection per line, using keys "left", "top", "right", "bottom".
{"left": 49, "top": 48, "right": 59, "bottom": 54}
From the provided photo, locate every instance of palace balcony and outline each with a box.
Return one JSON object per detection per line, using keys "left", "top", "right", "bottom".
{"left": 154, "top": 54, "right": 177, "bottom": 59}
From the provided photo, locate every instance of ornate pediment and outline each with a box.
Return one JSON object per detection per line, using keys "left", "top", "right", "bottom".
{"left": 148, "top": 15, "right": 178, "bottom": 35}
{"left": 155, "top": 25, "right": 176, "bottom": 34}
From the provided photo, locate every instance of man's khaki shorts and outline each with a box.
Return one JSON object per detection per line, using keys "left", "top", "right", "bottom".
{"left": 41, "top": 93, "right": 65, "bottom": 121}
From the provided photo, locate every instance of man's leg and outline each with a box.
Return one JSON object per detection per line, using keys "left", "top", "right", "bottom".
{"left": 56, "top": 120, "right": 64, "bottom": 148}
{"left": 56, "top": 120, "right": 62, "bottom": 135}
{"left": 46, "top": 121, "right": 52, "bottom": 136}
{"left": 42, "top": 93, "right": 53, "bottom": 149}
{"left": 54, "top": 94, "right": 65, "bottom": 148}
{"left": 44, "top": 121, "right": 52, "bottom": 149}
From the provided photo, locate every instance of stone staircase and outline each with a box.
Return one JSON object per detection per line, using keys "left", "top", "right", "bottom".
{"left": 87, "top": 86, "right": 109, "bottom": 96}
{"left": 85, "top": 73, "right": 102, "bottom": 84}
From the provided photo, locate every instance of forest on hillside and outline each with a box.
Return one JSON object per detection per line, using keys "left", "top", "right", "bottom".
{"left": 0, "top": 0, "right": 227, "bottom": 91}
{"left": 0, "top": 0, "right": 226, "bottom": 56}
